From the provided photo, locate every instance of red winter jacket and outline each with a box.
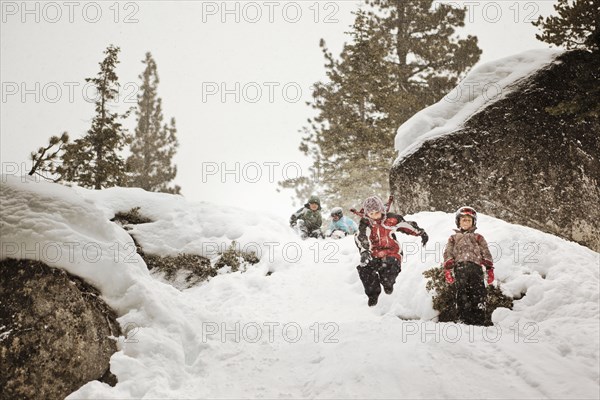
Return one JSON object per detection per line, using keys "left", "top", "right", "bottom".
{"left": 355, "top": 213, "right": 425, "bottom": 261}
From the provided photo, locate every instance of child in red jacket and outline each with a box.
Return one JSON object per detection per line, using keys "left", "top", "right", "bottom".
{"left": 355, "top": 196, "right": 428, "bottom": 307}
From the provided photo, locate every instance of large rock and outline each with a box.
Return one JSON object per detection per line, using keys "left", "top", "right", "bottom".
{"left": 390, "top": 50, "right": 600, "bottom": 252}
{"left": 0, "top": 258, "right": 121, "bottom": 399}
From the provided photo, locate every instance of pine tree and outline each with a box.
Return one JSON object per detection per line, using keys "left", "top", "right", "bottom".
{"left": 58, "top": 45, "right": 130, "bottom": 189}
{"left": 281, "top": 1, "right": 481, "bottom": 211}
{"left": 534, "top": 0, "right": 599, "bottom": 120}
{"left": 28, "top": 132, "right": 70, "bottom": 180}
{"left": 533, "top": 0, "right": 599, "bottom": 52}
{"left": 127, "top": 52, "right": 180, "bottom": 194}
{"left": 277, "top": 150, "right": 321, "bottom": 207}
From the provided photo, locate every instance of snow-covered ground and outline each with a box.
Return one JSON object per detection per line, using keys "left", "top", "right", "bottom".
{"left": 394, "top": 48, "right": 564, "bottom": 163}
{"left": 1, "top": 175, "right": 599, "bottom": 399}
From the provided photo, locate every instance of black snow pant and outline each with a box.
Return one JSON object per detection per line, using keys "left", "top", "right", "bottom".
{"left": 357, "top": 256, "right": 401, "bottom": 299}
{"left": 454, "top": 262, "right": 487, "bottom": 326}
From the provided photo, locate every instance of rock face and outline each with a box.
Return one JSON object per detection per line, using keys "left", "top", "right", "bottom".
{"left": 0, "top": 259, "right": 121, "bottom": 400}
{"left": 390, "top": 50, "right": 600, "bottom": 252}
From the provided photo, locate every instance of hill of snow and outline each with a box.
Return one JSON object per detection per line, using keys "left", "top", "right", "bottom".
{"left": 1, "top": 175, "right": 598, "bottom": 399}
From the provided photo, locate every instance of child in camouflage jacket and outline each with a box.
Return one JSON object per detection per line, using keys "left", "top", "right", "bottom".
{"left": 290, "top": 195, "right": 323, "bottom": 239}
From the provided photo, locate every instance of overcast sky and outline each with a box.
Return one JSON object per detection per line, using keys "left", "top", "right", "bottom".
{"left": 1, "top": 0, "right": 557, "bottom": 217}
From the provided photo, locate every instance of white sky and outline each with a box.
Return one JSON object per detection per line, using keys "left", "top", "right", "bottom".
{"left": 1, "top": 0, "right": 557, "bottom": 218}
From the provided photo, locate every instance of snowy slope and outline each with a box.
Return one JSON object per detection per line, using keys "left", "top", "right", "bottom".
{"left": 1, "top": 175, "right": 598, "bottom": 399}
{"left": 394, "top": 48, "right": 563, "bottom": 163}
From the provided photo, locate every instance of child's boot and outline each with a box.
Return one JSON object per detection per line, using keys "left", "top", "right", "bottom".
{"left": 368, "top": 295, "right": 379, "bottom": 307}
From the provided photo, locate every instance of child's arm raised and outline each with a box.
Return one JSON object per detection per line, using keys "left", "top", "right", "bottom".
{"left": 386, "top": 213, "right": 428, "bottom": 245}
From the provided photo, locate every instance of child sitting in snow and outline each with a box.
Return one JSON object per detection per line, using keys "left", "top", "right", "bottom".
{"left": 290, "top": 195, "right": 323, "bottom": 239}
{"left": 325, "top": 207, "right": 358, "bottom": 238}
{"left": 443, "top": 206, "right": 494, "bottom": 326}
{"left": 355, "top": 196, "right": 428, "bottom": 307}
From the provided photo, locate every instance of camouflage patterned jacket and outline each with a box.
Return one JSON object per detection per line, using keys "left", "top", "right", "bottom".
{"left": 443, "top": 228, "right": 493, "bottom": 268}
{"left": 290, "top": 205, "right": 322, "bottom": 232}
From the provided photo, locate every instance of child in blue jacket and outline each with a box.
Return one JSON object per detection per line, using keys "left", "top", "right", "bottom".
{"left": 325, "top": 207, "right": 358, "bottom": 238}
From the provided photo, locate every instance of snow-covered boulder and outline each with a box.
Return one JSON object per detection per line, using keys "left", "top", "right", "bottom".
{"left": 390, "top": 49, "right": 600, "bottom": 252}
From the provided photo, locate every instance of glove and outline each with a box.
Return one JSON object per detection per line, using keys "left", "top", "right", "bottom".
{"left": 486, "top": 267, "right": 495, "bottom": 284}
{"left": 311, "top": 229, "right": 324, "bottom": 239}
{"left": 420, "top": 231, "right": 429, "bottom": 247}
{"left": 360, "top": 251, "right": 372, "bottom": 267}
{"left": 443, "top": 258, "right": 455, "bottom": 269}
{"left": 444, "top": 268, "right": 454, "bottom": 284}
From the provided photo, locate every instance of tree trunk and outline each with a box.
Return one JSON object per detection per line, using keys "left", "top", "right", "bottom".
{"left": 394, "top": 0, "right": 410, "bottom": 82}
{"left": 95, "top": 74, "right": 108, "bottom": 190}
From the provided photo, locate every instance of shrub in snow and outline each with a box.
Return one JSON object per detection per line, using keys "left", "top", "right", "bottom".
{"left": 110, "top": 207, "right": 215, "bottom": 289}
{"left": 485, "top": 283, "right": 515, "bottom": 323}
{"left": 423, "top": 266, "right": 458, "bottom": 323}
{"left": 109, "top": 209, "right": 260, "bottom": 289}
{"left": 423, "top": 265, "right": 513, "bottom": 325}
{"left": 111, "top": 207, "right": 153, "bottom": 226}
{"left": 214, "top": 241, "right": 260, "bottom": 273}
{"left": 144, "top": 252, "right": 217, "bottom": 289}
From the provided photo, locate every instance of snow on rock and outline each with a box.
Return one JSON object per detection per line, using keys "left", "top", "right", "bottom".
{"left": 394, "top": 48, "right": 563, "bottom": 163}
{"left": 1, "top": 175, "right": 598, "bottom": 399}
{"left": 0, "top": 175, "right": 148, "bottom": 308}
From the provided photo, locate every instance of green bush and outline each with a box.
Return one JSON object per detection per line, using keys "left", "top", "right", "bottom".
{"left": 144, "top": 253, "right": 216, "bottom": 287}
{"left": 111, "top": 211, "right": 261, "bottom": 288}
{"left": 111, "top": 207, "right": 153, "bottom": 225}
{"left": 126, "top": 231, "right": 217, "bottom": 289}
{"left": 214, "top": 241, "right": 260, "bottom": 273}
{"left": 423, "top": 265, "right": 514, "bottom": 325}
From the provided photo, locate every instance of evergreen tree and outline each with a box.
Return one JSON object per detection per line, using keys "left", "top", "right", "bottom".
{"left": 534, "top": 0, "right": 599, "bottom": 120}
{"left": 276, "top": 148, "right": 321, "bottom": 207}
{"left": 533, "top": 0, "right": 599, "bottom": 52}
{"left": 28, "top": 132, "right": 70, "bottom": 180}
{"left": 58, "top": 45, "right": 130, "bottom": 189}
{"left": 281, "top": 1, "right": 481, "bottom": 211}
{"left": 127, "top": 52, "right": 180, "bottom": 194}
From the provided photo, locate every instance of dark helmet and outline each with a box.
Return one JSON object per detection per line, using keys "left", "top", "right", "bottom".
{"left": 455, "top": 206, "right": 477, "bottom": 227}
{"left": 330, "top": 207, "right": 343, "bottom": 219}
{"left": 307, "top": 195, "right": 321, "bottom": 206}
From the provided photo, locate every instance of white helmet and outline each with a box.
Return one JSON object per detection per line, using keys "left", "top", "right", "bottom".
{"left": 330, "top": 207, "right": 343, "bottom": 219}
{"left": 455, "top": 206, "right": 477, "bottom": 227}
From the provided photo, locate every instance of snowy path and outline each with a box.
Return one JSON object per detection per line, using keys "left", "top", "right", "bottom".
{"left": 1, "top": 176, "right": 598, "bottom": 399}
{"left": 171, "top": 244, "right": 598, "bottom": 399}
